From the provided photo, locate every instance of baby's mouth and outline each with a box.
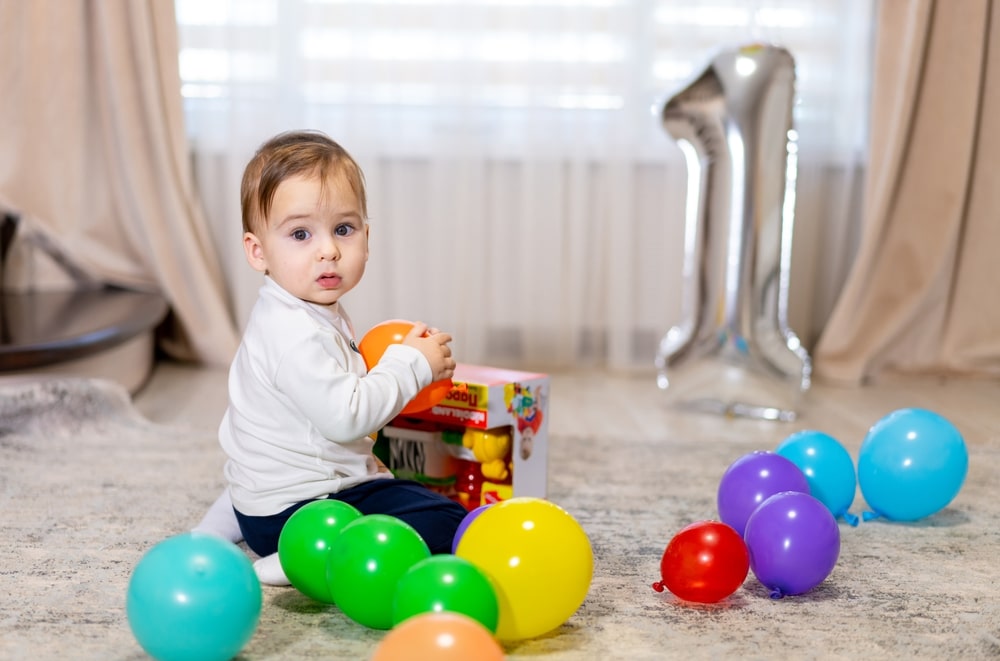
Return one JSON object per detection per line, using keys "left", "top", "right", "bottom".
{"left": 317, "top": 273, "right": 341, "bottom": 288}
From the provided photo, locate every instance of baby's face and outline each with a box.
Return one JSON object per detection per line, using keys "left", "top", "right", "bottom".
{"left": 243, "top": 172, "right": 369, "bottom": 306}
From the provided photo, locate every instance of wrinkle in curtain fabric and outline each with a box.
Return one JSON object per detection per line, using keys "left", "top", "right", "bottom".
{"left": 814, "top": 0, "right": 1000, "bottom": 384}
{"left": 0, "top": 0, "right": 239, "bottom": 366}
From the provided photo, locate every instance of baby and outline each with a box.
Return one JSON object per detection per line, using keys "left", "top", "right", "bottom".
{"left": 195, "top": 130, "right": 467, "bottom": 584}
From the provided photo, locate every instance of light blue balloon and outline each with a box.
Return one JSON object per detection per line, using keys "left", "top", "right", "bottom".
{"left": 776, "top": 430, "right": 857, "bottom": 522}
{"left": 857, "top": 408, "right": 968, "bottom": 522}
{"left": 127, "top": 532, "right": 262, "bottom": 661}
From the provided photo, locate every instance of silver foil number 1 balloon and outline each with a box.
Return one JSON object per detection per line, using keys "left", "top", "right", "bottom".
{"left": 655, "top": 44, "right": 811, "bottom": 421}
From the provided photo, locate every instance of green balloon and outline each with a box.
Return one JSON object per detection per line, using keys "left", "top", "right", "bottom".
{"left": 326, "top": 515, "right": 431, "bottom": 629}
{"left": 392, "top": 554, "right": 500, "bottom": 633}
{"left": 277, "top": 500, "right": 362, "bottom": 603}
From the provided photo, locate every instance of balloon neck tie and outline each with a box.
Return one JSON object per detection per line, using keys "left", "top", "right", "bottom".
{"left": 841, "top": 511, "right": 860, "bottom": 527}
{"left": 768, "top": 587, "right": 785, "bottom": 600}
{"left": 651, "top": 581, "right": 666, "bottom": 593}
{"left": 862, "top": 510, "right": 881, "bottom": 522}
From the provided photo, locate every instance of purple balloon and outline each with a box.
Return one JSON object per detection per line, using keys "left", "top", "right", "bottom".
{"left": 744, "top": 491, "right": 840, "bottom": 598}
{"left": 451, "top": 504, "right": 492, "bottom": 554}
{"left": 717, "top": 451, "right": 810, "bottom": 537}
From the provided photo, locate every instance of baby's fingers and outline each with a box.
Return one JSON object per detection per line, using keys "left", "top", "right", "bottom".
{"left": 405, "top": 322, "right": 430, "bottom": 341}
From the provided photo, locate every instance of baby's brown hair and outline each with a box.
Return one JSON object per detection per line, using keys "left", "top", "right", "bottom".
{"left": 240, "top": 130, "right": 367, "bottom": 235}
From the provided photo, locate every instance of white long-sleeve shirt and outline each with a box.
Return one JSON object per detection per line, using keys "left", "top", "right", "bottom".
{"left": 220, "top": 277, "right": 433, "bottom": 516}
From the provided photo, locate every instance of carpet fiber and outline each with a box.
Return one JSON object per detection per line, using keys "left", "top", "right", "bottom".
{"left": 2, "top": 377, "right": 999, "bottom": 660}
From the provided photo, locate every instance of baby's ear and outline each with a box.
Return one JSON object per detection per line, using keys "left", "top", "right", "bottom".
{"left": 243, "top": 232, "right": 268, "bottom": 272}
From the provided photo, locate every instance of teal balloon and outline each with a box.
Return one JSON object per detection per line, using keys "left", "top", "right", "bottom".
{"left": 126, "top": 532, "right": 262, "bottom": 661}
{"left": 278, "top": 499, "right": 362, "bottom": 602}
{"left": 776, "top": 430, "right": 856, "bottom": 520}
{"left": 858, "top": 408, "right": 968, "bottom": 521}
{"left": 392, "top": 554, "right": 500, "bottom": 632}
{"left": 327, "top": 514, "right": 431, "bottom": 629}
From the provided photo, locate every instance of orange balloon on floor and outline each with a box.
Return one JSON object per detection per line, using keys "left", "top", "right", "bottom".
{"left": 370, "top": 612, "right": 504, "bottom": 661}
{"left": 359, "top": 320, "right": 453, "bottom": 415}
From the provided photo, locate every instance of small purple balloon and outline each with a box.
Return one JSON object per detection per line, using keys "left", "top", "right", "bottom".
{"left": 451, "top": 504, "right": 492, "bottom": 554}
{"left": 717, "top": 451, "right": 810, "bottom": 537}
{"left": 744, "top": 491, "right": 840, "bottom": 598}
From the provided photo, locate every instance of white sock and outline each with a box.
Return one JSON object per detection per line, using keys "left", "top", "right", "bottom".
{"left": 193, "top": 489, "right": 244, "bottom": 543}
{"left": 253, "top": 552, "right": 290, "bottom": 586}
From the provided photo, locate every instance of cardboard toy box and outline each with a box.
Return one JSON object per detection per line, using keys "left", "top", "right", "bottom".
{"left": 377, "top": 364, "right": 549, "bottom": 510}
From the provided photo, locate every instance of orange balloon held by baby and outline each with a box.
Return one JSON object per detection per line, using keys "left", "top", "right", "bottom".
{"left": 358, "top": 319, "right": 467, "bottom": 415}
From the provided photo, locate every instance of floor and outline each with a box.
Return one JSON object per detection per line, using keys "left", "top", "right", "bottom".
{"left": 115, "top": 361, "right": 1000, "bottom": 659}
{"left": 133, "top": 361, "right": 1000, "bottom": 456}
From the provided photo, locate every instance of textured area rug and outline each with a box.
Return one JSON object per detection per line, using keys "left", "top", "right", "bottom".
{"left": 1, "top": 377, "right": 999, "bottom": 660}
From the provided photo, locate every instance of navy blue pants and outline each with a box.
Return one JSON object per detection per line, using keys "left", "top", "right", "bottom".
{"left": 234, "top": 479, "right": 467, "bottom": 557}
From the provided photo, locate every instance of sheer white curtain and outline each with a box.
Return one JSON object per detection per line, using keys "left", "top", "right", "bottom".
{"left": 176, "top": 0, "right": 873, "bottom": 371}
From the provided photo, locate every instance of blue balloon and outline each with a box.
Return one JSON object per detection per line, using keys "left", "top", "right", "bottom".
{"left": 127, "top": 532, "right": 262, "bottom": 661}
{"left": 717, "top": 451, "right": 810, "bottom": 537}
{"left": 776, "top": 430, "right": 857, "bottom": 523}
{"left": 857, "top": 408, "right": 968, "bottom": 521}
{"left": 744, "top": 491, "right": 840, "bottom": 598}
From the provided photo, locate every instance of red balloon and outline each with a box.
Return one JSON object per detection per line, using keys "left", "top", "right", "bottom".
{"left": 652, "top": 520, "right": 749, "bottom": 603}
{"left": 358, "top": 320, "right": 453, "bottom": 415}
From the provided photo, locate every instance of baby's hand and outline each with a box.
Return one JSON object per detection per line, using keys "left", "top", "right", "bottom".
{"left": 403, "top": 322, "right": 456, "bottom": 382}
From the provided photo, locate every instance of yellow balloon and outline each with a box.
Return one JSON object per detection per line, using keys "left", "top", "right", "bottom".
{"left": 455, "top": 497, "right": 593, "bottom": 641}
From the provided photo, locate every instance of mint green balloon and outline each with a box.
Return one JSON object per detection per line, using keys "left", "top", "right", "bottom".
{"left": 392, "top": 554, "right": 499, "bottom": 632}
{"left": 278, "top": 500, "right": 362, "bottom": 602}
{"left": 327, "top": 515, "right": 431, "bottom": 629}
{"left": 127, "top": 532, "right": 261, "bottom": 661}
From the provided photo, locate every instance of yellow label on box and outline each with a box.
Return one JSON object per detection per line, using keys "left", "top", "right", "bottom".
{"left": 442, "top": 382, "right": 489, "bottom": 410}
{"left": 481, "top": 481, "right": 514, "bottom": 505}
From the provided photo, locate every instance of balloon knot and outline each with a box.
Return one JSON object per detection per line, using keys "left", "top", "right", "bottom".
{"left": 768, "top": 587, "right": 784, "bottom": 600}
{"left": 862, "top": 510, "right": 880, "bottom": 522}
{"left": 652, "top": 581, "right": 666, "bottom": 593}
{"left": 842, "top": 511, "right": 860, "bottom": 527}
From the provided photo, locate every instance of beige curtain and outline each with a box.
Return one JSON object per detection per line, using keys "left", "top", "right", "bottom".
{"left": 0, "top": 0, "right": 239, "bottom": 366}
{"left": 814, "top": 0, "right": 1000, "bottom": 384}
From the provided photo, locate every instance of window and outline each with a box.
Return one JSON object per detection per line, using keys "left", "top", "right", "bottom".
{"left": 176, "top": 0, "right": 873, "bottom": 160}
{"left": 175, "top": 0, "right": 874, "bottom": 369}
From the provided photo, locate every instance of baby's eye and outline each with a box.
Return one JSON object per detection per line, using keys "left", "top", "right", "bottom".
{"left": 291, "top": 228, "right": 310, "bottom": 241}
{"left": 335, "top": 223, "right": 355, "bottom": 237}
